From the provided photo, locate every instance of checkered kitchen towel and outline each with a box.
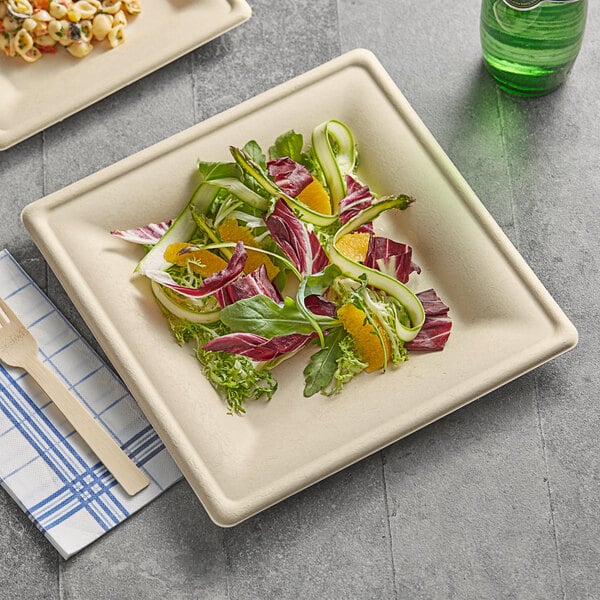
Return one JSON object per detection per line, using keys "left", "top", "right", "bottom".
{"left": 0, "top": 249, "right": 182, "bottom": 559}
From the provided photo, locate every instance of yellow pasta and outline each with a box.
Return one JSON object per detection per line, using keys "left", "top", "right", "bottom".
{"left": 66, "top": 38, "right": 91, "bottom": 56}
{"left": 91, "top": 12, "right": 110, "bottom": 40}
{"left": 14, "top": 27, "right": 33, "bottom": 53}
{"left": 49, "top": 1, "right": 67, "bottom": 19}
{"left": 112, "top": 8, "right": 125, "bottom": 27}
{"left": 100, "top": 0, "right": 120, "bottom": 15}
{"left": 0, "top": 0, "right": 141, "bottom": 62}
{"left": 106, "top": 21, "right": 123, "bottom": 48}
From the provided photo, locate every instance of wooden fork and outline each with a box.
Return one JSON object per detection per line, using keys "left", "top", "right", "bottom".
{"left": 0, "top": 295, "right": 149, "bottom": 496}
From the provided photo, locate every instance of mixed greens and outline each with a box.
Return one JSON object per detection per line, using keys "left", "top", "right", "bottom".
{"left": 112, "top": 120, "right": 452, "bottom": 414}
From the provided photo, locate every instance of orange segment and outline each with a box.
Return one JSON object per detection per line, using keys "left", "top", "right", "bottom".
{"left": 216, "top": 219, "right": 256, "bottom": 248}
{"left": 217, "top": 219, "right": 280, "bottom": 280}
{"left": 296, "top": 178, "right": 332, "bottom": 215}
{"left": 164, "top": 242, "right": 227, "bottom": 277}
{"left": 337, "top": 303, "right": 391, "bottom": 373}
{"left": 335, "top": 232, "right": 370, "bottom": 263}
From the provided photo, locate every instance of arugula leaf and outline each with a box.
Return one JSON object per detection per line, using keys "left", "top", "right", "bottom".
{"left": 219, "top": 295, "right": 326, "bottom": 338}
{"left": 198, "top": 161, "right": 241, "bottom": 181}
{"left": 269, "top": 130, "right": 304, "bottom": 163}
{"left": 303, "top": 327, "right": 346, "bottom": 397}
{"left": 268, "top": 132, "right": 324, "bottom": 178}
{"left": 299, "top": 145, "right": 325, "bottom": 182}
{"left": 301, "top": 264, "right": 342, "bottom": 298}
{"left": 243, "top": 140, "right": 267, "bottom": 170}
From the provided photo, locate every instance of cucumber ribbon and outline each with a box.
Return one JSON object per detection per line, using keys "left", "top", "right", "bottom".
{"left": 311, "top": 119, "right": 356, "bottom": 213}
{"left": 327, "top": 197, "right": 426, "bottom": 343}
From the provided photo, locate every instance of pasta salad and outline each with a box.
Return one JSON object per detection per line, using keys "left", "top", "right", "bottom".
{"left": 0, "top": 0, "right": 141, "bottom": 63}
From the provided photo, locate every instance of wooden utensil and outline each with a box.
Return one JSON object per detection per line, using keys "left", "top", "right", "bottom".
{"left": 0, "top": 295, "right": 149, "bottom": 496}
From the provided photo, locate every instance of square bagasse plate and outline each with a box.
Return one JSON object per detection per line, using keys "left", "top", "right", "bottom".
{"left": 0, "top": 0, "right": 251, "bottom": 151}
{"left": 22, "top": 49, "right": 578, "bottom": 526}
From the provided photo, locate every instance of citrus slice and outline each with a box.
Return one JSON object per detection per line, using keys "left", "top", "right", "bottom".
{"left": 337, "top": 303, "right": 391, "bottom": 372}
{"left": 335, "top": 232, "right": 370, "bottom": 263}
{"left": 296, "top": 178, "right": 332, "bottom": 215}
{"left": 164, "top": 242, "right": 227, "bottom": 277}
{"left": 217, "top": 219, "right": 280, "bottom": 280}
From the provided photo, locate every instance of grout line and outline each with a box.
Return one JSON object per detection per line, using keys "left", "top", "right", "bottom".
{"left": 58, "top": 553, "right": 65, "bottom": 600}
{"left": 381, "top": 451, "right": 399, "bottom": 600}
{"left": 334, "top": 0, "right": 342, "bottom": 54}
{"left": 498, "top": 88, "right": 566, "bottom": 599}
{"left": 223, "top": 529, "right": 232, "bottom": 600}
{"left": 190, "top": 53, "right": 198, "bottom": 125}
{"left": 534, "top": 374, "right": 566, "bottom": 600}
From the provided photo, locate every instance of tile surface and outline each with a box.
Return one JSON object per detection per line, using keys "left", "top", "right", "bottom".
{"left": 1, "top": 0, "right": 598, "bottom": 598}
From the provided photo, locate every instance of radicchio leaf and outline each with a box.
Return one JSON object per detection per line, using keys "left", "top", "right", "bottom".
{"left": 309, "top": 231, "right": 329, "bottom": 273}
{"left": 339, "top": 175, "right": 374, "bottom": 232}
{"left": 204, "top": 331, "right": 316, "bottom": 361}
{"left": 266, "top": 199, "right": 328, "bottom": 274}
{"left": 304, "top": 294, "right": 337, "bottom": 318}
{"left": 415, "top": 288, "right": 451, "bottom": 316}
{"left": 364, "top": 237, "right": 421, "bottom": 284}
{"left": 405, "top": 289, "right": 451, "bottom": 351}
{"left": 267, "top": 157, "right": 313, "bottom": 197}
{"left": 146, "top": 241, "right": 247, "bottom": 298}
{"left": 110, "top": 219, "right": 173, "bottom": 245}
{"left": 216, "top": 265, "right": 282, "bottom": 308}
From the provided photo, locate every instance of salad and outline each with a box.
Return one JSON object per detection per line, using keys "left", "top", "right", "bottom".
{"left": 113, "top": 120, "right": 452, "bottom": 414}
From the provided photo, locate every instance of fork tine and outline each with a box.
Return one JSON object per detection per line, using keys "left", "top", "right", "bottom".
{"left": 0, "top": 295, "right": 17, "bottom": 324}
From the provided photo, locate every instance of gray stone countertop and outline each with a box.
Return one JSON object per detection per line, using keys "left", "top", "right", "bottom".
{"left": 1, "top": 1, "right": 598, "bottom": 598}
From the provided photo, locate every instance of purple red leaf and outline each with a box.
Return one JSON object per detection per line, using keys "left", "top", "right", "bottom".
{"left": 110, "top": 219, "right": 173, "bottom": 245}
{"left": 339, "top": 175, "right": 375, "bottom": 231}
{"left": 304, "top": 294, "right": 338, "bottom": 318}
{"left": 216, "top": 265, "right": 283, "bottom": 307}
{"left": 266, "top": 199, "right": 328, "bottom": 274}
{"left": 204, "top": 331, "right": 316, "bottom": 361}
{"left": 405, "top": 289, "right": 452, "bottom": 351}
{"left": 364, "top": 236, "right": 421, "bottom": 284}
{"left": 267, "top": 157, "right": 313, "bottom": 197}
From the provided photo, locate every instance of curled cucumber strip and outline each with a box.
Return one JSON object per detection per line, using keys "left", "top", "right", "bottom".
{"left": 311, "top": 119, "right": 356, "bottom": 213}
{"left": 205, "top": 177, "right": 270, "bottom": 211}
{"left": 135, "top": 182, "right": 219, "bottom": 275}
{"left": 136, "top": 174, "right": 268, "bottom": 276}
{"left": 229, "top": 146, "right": 338, "bottom": 227}
{"left": 327, "top": 197, "right": 425, "bottom": 342}
{"left": 151, "top": 280, "right": 221, "bottom": 323}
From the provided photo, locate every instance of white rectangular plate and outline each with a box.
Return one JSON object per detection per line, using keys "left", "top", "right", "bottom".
{"left": 0, "top": 0, "right": 251, "bottom": 151}
{"left": 22, "top": 49, "right": 578, "bottom": 526}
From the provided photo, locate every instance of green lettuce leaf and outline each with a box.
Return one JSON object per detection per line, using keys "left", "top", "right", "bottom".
{"left": 198, "top": 161, "right": 241, "bottom": 181}
{"left": 303, "top": 327, "right": 346, "bottom": 397}
{"left": 269, "top": 129, "right": 304, "bottom": 163}
{"left": 219, "top": 295, "right": 330, "bottom": 338}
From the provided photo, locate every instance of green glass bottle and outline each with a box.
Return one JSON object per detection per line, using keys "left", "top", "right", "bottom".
{"left": 480, "top": 0, "right": 588, "bottom": 97}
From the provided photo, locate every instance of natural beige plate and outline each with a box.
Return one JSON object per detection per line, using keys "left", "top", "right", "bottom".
{"left": 0, "top": 0, "right": 251, "bottom": 151}
{"left": 22, "top": 49, "right": 578, "bottom": 526}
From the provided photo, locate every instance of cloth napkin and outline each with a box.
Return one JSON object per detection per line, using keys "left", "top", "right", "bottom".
{"left": 0, "top": 249, "right": 182, "bottom": 559}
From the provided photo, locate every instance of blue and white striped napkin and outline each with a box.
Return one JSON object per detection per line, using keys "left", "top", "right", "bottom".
{"left": 0, "top": 249, "right": 182, "bottom": 559}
